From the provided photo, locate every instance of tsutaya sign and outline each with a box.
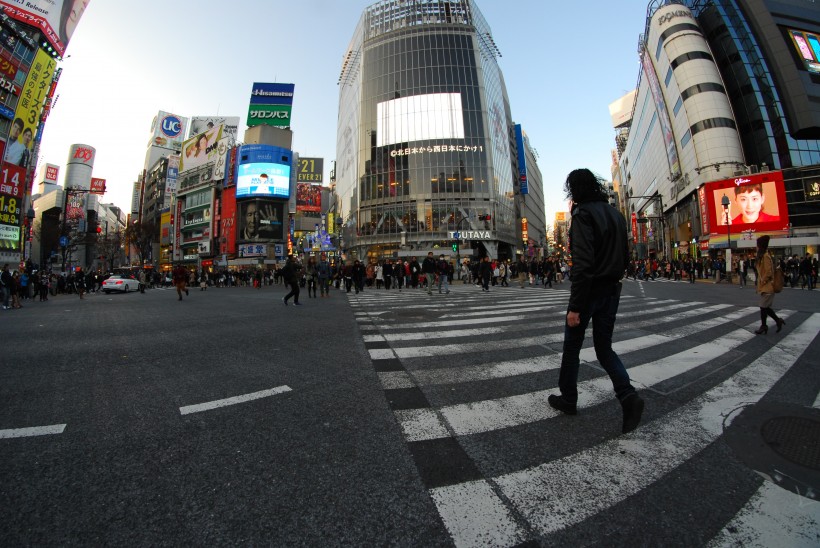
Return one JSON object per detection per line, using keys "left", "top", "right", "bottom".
{"left": 449, "top": 230, "right": 493, "bottom": 240}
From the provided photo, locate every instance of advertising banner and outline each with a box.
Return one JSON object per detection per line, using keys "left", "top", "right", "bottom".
{"left": 1, "top": 162, "right": 24, "bottom": 198}
{"left": 698, "top": 171, "right": 789, "bottom": 235}
{"left": 160, "top": 211, "right": 171, "bottom": 245}
{"left": 239, "top": 243, "right": 267, "bottom": 257}
{"left": 65, "top": 190, "right": 85, "bottom": 220}
{"left": 3, "top": 49, "right": 56, "bottom": 170}
{"left": 90, "top": 177, "right": 105, "bottom": 194}
{"left": 297, "top": 157, "right": 323, "bottom": 183}
{"left": 236, "top": 144, "right": 291, "bottom": 199}
{"left": 0, "top": 221, "right": 19, "bottom": 250}
{"left": 641, "top": 47, "right": 681, "bottom": 180}
{"left": 212, "top": 137, "right": 232, "bottom": 181}
{"left": 631, "top": 212, "right": 638, "bottom": 244}
{"left": 150, "top": 110, "right": 188, "bottom": 150}
{"left": 514, "top": 124, "right": 528, "bottom": 195}
{"left": 249, "top": 82, "right": 295, "bottom": 105}
{"left": 296, "top": 183, "right": 321, "bottom": 213}
{"left": 246, "top": 104, "right": 292, "bottom": 128}
{"left": 179, "top": 124, "right": 224, "bottom": 174}
{"left": 0, "top": 0, "right": 89, "bottom": 57}
{"left": 189, "top": 116, "right": 239, "bottom": 142}
{"left": 44, "top": 163, "right": 59, "bottom": 184}
{"left": 327, "top": 212, "right": 335, "bottom": 235}
{"left": 220, "top": 186, "right": 236, "bottom": 254}
{"left": 237, "top": 199, "right": 285, "bottom": 243}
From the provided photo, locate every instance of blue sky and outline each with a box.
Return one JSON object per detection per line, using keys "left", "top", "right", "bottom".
{"left": 36, "top": 0, "right": 648, "bottom": 224}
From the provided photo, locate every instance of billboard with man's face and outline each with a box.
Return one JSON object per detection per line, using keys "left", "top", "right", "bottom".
{"left": 698, "top": 171, "right": 790, "bottom": 235}
{"left": 237, "top": 199, "right": 285, "bottom": 243}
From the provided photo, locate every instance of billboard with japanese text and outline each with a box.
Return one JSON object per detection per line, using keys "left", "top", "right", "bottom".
{"left": 179, "top": 124, "right": 223, "bottom": 174}
{"left": 0, "top": 0, "right": 90, "bottom": 57}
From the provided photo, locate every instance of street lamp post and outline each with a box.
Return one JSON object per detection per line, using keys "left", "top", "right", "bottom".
{"left": 721, "top": 193, "right": 732, "bottom": 283}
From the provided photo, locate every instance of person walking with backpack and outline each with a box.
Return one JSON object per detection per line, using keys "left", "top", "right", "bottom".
{"left": 753, "top": 235, "right": 785, "bottom": 334}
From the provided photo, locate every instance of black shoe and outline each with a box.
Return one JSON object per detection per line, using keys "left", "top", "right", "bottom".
{"left": 548, "top": 394, "right": 577, "bottom": 415}
{"left": 283, "top": 297, "right": 288, "bottom": 306}
{"left": 294, "top": 302, "right": 302, "bottom": 306}
{"left": 754, "top": 324, "right": 768, "bottom": 335}
{"left": 775, "top": 318, "right": 785, "bottom": 333}
{"left": 185, "top": 289, "right": 189, "bottom": 296}
{"left": 621, "top": 393, "right": 644, "bottom": 434}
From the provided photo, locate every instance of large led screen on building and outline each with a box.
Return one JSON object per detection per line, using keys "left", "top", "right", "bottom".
{"left": 788, "top": 28, "right": 820, "bottom": 74}
{"left": 376, "top": 93, "right": 465, "bottom": 147}
{"left": 698, "top": 171, "right": 789, "bottom": 235}
{"left": 296, "top": 183, "right": 321, "bottom": 213}
{"left": 237, "top": 199, "right": 285, "bottom": 242}
{"left": 235, "top": 144, "right": 291, "bottom": 199}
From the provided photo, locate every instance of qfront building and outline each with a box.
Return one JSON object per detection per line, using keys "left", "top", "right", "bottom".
{"left": 616, "top": 0, "right": 820, "bottom": 261}
{"left": 336, "top": 0, "right": 535, "bottom": 261}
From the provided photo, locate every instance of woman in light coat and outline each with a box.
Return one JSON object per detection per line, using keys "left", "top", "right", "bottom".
{"left": 754, "top": 235, "right": 785, "bottom": 335}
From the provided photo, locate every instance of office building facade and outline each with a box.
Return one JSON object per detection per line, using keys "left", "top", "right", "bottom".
{"left": 336, "top": 0, "right": 521, "bottom": 261}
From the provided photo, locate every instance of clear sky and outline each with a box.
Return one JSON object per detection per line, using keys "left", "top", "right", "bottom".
{"left": 35, "top": 0, "right": 648, "bottom": 226}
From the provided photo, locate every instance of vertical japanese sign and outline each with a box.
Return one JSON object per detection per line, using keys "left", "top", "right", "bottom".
{"left": 3, "top": 49, "right": 56, "bottom": 170}
{"left": 631, "top": 212, "right": 638, "bottom": 244}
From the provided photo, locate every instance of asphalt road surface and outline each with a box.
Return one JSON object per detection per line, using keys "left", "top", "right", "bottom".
{"left": 1, "top": 276, "right": 819, "bottom": 546}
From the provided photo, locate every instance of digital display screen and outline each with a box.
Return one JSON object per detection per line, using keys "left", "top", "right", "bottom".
{"left": 789, "top": 29, "right": 820, "bottom": 74}
{"left": 236, "top": 162, "right": 290, "bottom": 198}
{"left": 698, "top": 171, "right": 790, "bottom": 235}
{"left": 376, "top": 93, "right": 465, "bottom": 147}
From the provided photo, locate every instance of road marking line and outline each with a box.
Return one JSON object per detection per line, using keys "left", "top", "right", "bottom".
{"left": 179, "top": 385, "right": 292, "bottom": 415}
{"left": 0, "top": 424, "right": 66, "bottom": 439}
{"left": 495, "top": 313, "right": 820, "bottom": 536}
{"left": 430, "top": 479, "right": 527, "bottom": 548}
{"left": 707, "top": 480, "right": 820, "bottom": 547}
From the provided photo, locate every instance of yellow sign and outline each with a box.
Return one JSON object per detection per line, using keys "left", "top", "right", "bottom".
{"left": 5, "top": 50, "right": 56, "bottom": 168}
{"left": 555, "top": 212, "right": 566, "bottom": 222}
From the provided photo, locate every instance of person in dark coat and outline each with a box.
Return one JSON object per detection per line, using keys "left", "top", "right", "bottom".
{"left": 281, "top": 255, "right": 302, "bottom": 306}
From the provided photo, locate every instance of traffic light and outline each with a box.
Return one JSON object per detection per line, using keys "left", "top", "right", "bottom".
{"left": 452, "top": 243, "right": 458, "bottom": 252}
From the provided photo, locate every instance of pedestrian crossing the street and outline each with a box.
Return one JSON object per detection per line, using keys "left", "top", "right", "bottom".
{"left": 348, "top": 284, "right": 820, "bottom": 547}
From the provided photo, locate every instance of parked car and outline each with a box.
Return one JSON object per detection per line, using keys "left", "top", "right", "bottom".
{"left": 102, "top": 275, "right": 140, "bottom": 293}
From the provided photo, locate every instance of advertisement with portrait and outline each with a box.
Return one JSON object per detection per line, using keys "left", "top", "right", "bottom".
{"left": 296, "top": 183, "right": 321, "bottom": 213}
{"left": 235, "top": 144, "right": 291, "bottom": 199}
{"left": 179, "top": 124, "right": 223, "bottom": 174}
{"left": 698, "top": 171, "right": 789, "bottom": 235}
{"left": 189, "top": 116, "right": 239, "bottom": 143}
{"left": 0, "top": 0, "right": 90, "bottom": 57}
{"left": 237, "top": 199, "right": 285, "bottom": 243}
{"left": 3, "top": 49, "right": 56, "bottom": 170}
{"left": 149, "top": 110, "right": 188, "bottom": 151}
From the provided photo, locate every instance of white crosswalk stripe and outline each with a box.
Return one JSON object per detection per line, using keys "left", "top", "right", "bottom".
{"left": 348, "top": 285, "right": 820, "bottom": 546}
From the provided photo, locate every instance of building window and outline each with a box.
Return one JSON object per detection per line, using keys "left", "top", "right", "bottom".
{"left": 690, "top": 117, "right": 737, "bottom": 136}
{"left": 681, "top": 129, "right": 692, "bottom": 148}
{"left": 680, "top": 81, "right": 726, "bottom": 101}
{"left": 665, "top": 67, "right": 673, "bottom": 86}
{"left": 670, "top": 50, "right": 713, "bottom": 70}
{"left": 673, "top": 97, "right": 683, "bottom": 116}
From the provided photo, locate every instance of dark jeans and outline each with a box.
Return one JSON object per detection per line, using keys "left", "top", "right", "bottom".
{"left": 284, "top": 280, "right": 300, "bottom": 304}
{"left": 559, "top": 282, "right": 635, "bottom": 404}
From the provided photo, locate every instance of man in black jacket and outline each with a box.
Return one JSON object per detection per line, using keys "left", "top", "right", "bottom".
{"left": 282, "top": 255, "right": 302, "bottom": 305}
{"left": 548, "top": 169, "right": 644, "bottom": 434}
{"left": 421, "top": 252, "right": 437, "bottom": 295}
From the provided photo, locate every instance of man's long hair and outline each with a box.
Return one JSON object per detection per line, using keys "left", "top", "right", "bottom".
{"left": 564, "top": 169, "right": 609, "bottom": 204}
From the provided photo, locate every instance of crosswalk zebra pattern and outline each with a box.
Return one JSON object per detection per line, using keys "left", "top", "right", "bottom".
{"left": 348, "top": 284, "right": 820, "bottom": 546}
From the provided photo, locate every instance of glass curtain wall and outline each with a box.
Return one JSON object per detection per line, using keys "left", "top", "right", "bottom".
{"left": 336, "top": 0, "right": 516, "bottom": 259}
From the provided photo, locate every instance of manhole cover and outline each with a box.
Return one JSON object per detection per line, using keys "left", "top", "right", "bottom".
{"left": 761, "top": 416, "right": 820, "bottom": 470}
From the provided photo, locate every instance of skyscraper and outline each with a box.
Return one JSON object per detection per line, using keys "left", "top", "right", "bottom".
{"left": 336, "top": 0, "right": 519, "bottom": 261}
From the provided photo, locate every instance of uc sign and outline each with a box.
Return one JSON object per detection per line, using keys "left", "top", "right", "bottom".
{"left": 160, "top": 115, "right": 182, "bottom": 138}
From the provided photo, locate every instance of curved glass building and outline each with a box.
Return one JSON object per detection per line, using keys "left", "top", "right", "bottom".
{"left": 336, "top": 0, "right": 517, "bottom": 261}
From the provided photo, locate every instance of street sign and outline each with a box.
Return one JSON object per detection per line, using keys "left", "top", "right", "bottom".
{"left": 59, "top": 236, "right": 68, "bottom": 247}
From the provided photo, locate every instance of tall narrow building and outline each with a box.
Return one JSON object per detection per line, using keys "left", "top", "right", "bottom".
{"left": 336, "top": 0, "right": 518, "bottom": 261}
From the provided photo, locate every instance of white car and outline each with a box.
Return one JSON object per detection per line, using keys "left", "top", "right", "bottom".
{"left": 102, "top": 275, "right": 140, "bottom": 294}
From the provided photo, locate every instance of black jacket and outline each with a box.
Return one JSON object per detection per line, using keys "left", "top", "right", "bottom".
{"left": 421, "top": 257, "right": 437, "bottom": 274}
{"left": 568, "top": 200, "right": 628, "bottom": 313}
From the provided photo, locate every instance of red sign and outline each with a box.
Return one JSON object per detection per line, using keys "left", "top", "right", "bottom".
{"left": 220, "top": 187, "right": 237, "bottom": 254}
{"left": 631, "top": 212, "right": 638, "bottom": 244}
{"left": 296, "top": 183, "right": 321, "bottom": 213}
{"left": 72, "top": 147, "right": 94, "bottom": 162}
{"left": 0, "top": 162, "right": 25, "bottom": 198}
{"left": 90, "top": 178, "right": 106, "bottom": 194}
{"left": 45, "top": 165, "right": 59, "bottom": 182}
{"left": 698, "top": 171, "right": 789, "bottom": 235}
